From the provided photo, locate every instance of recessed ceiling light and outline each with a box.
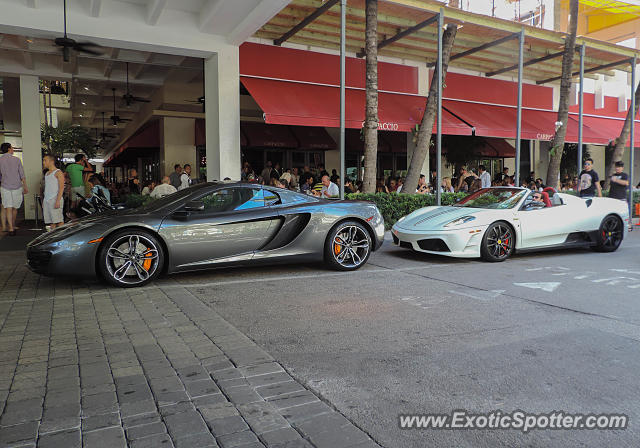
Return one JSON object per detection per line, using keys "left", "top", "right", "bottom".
{"left": 84, "top": 87, "right": 89, "bottom": 91}
{"left": 81, "top": 101, "right": 86, "bottom": 105}
{"left": 79, "top": 114, "right": 83, "bottom": 117}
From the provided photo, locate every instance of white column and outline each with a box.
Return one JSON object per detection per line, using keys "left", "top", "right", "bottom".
{"left": 161, "top": 117, "right": 196, "bottom": 178}
{"left": 204, "top": 45, "right": 241, "bottom": 181}
{"left": 20, "top": 75, "right": 41, "bottom": 221}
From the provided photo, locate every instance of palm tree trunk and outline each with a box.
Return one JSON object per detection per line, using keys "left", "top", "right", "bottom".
{"left": 404, "top": 24, "right": 457, "bottom": 194}
{"left": 362, "top": 0, "right": 378, "bottom": 194}
{"left": 603, "top": 81, "right": 640, "bottom": 189}
{"left": 546, "top": 0, "right": 578, "bottom": 189}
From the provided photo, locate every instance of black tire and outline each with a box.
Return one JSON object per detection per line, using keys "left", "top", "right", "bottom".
{"left": 594, "top": 214, "right": 623, "bottom": 253}
{"left": 324, "top": 220, "right": 372, "bottom": 271}
{"left": 98, "top": 229, "right": 164, "bottom": 287}
{"left": 480, "top": 221, "right": 515, "bottom": 262}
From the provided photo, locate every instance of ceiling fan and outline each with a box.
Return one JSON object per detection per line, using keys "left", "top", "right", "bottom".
{"left": 55, "top": 0, "right": 103, "bottom": 62}
{"left": 110, "top": 88, "right": 132, "bottom": 126}
{"left": 122, "top": 62, "right": 151, "bottom": 106}
{"left": 99, "top": 112, "right": 116, "bottom": 140}
{"left": 185, "top": 59, "right": 205, "bottom": 112}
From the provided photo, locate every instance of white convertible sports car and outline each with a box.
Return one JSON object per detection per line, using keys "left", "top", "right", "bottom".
{"left": 392, "top": 187, "right": 629, "bottom": 262}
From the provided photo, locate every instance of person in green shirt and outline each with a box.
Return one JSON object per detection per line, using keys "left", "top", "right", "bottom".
{"left": 66, "top": 154, "right": 92, "bottom": 207}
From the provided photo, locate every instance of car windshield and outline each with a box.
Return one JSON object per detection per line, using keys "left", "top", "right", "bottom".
{"left": 136, "top": 184, "right": 210, "bottom": 212}
{"left": 454, "top": 188, "right": 527, "bottom": 209}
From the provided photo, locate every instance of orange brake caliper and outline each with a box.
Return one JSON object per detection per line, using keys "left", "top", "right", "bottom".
{"left": 142, "top": 249, "right": 153, "bottom": 271}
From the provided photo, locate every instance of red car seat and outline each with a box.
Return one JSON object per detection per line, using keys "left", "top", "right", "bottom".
{"left": 540, "top": 191, "right": 552, "bottom": 208}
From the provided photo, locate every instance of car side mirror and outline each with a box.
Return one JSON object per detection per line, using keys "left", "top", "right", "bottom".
{"left": 184, "top": 200, "right": 205, "bottom": 212}
{"left": 585, "top": 199, "right": 592, "bottom": 208}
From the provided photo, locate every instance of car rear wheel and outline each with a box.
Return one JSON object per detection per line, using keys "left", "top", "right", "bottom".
{"left": 480, "top": 222, "right": 514, "bottom": 262}
{"left": 98, "top": 229, "right": 164, "bottom": 287}
{"left": 594, "top": 214, "right": 623, "bottom": 252}
{"left": 324, "top": 221, "right": 371, "bottom": 271}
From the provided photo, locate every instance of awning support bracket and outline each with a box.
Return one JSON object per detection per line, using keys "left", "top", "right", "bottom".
{"left": 356, "top": 14, "right": 439, "bottom": 58}
{"left": 537, "top": 58, "right": 633, "bottom": 85}
{"left": 428, "top": 31, "right": 520, "bottom": 68}
{"left": 273, "top": 0, "right": 340, "bottom": 46}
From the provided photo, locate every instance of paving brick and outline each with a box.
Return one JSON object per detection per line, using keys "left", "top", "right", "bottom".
{"left": 159, "top": 402, "right": 196, "bottom": 417}
{"left": 192, "top": 394, "right": 227, "bottom": 407}
{"left": 238, "top": 363, "right": 284, "bottom": 378}
{"left": 163, "top": 410, "right": 209, "bottom": 438}
{"left": 224, "top": 386, "right": 263, "bottom": 405}
{"left": 122, "top": 412, "right": 161, "bottom": 429}
{"left": 155, "top": 390, "right": 190, "bottom": 407}
{"left": 125, "top": 421, "right": 167, "bottom": 440}
{"left": 208, "top": 415, "right": 249, "bottom": 436}
{"left": 185, "top": 379, "right": 220, "bottom": 398}
{"left": 280, "top": 402, "right": 332, "bottom": 423}
{"left": 267, "top": 440, "right": 313, "bottom": 448}
{"left": 81, "top": 391, "right": 118, "bottom": 416}
{"left": 246, "top": 372, "right": 293, "bottom": 388}
{"left": 238, "top": 402, "right": 289, "bottom": 434}
{"left": 0, "top": 421, "right": 38, "bottom": 446}
{"left": 149, "top": 376, "right": 184, "bottom": 394}
{"left": 82, "top": 426, "right": 127, "bottom": 448}
{"left": 81, "top": 412, "right": 120, "bottom": 432}
{"left": 305, "top": 424, "right": 369, "bottom": 448}
{"left": 292, "top": 412, "right": 351, "bottom": 437}
{"left": 255, "top": 382, "right": 305, "bottom": 400}
{"left": 0, "top": 398, "right": 43, "bottom": 425}
{"left": 37, "top": 428, "right": 81, "bottom": 448}
{"left": 176, "top": 365, "right": 210, "bottom": 382}
{"left": 259, "top": 428, "right": 304, "bottom": 447}
{"left": 267, "top": 391, "right": 318, "bottom": 410}
{"left": 172, "top": 431, "right": 218, "bottom": 448}
{"left": 129, "top": 432, "right": 174, "bottom": 448}
{"left": 39, "top": 415, "right": 81, "bottom": 435}
{"left": 216, "top": 430, "right": 261, "bottom": 448}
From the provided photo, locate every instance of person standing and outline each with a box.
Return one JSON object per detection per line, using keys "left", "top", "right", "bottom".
{"left": 0, "top": 143, "right": 28, "bottom": 236}
{"left": 577, "top": 158, "right": 602, "bottom": 198}
{"left": 479, "top": 165, "right": 491, "bottom": 189}
{"left": 42, "top": 155, "right": 64, "bottom": 229}
{"left": 260, "top": 161, "right": 273, "bottom": 184}
{"left": 179, "top": 164, "right": 192, "bottom": 190}
{"left": 169, "top": 164, "right": 182, "bottom": 189}
{"left": 127, "top": 168, "right": 141, "bottom": 194}
{"left": 66, "top": 153, "right": 89, "bottom": 207}
{"left": 608, "top": 161, "right": 629, "bottom": 201}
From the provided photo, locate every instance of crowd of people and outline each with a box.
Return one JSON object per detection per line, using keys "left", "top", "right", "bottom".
{"left": 1, "top": 144, "right": 638, "bottom": 235}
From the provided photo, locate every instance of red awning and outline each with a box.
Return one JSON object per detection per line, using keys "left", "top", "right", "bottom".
{"left": 473, "top": 138, "right": 516, "bottom": 157}
{"left": 241, "top": 76, "right": 471, "bottom": 135}
{"left": 289, "top": 125, "right": 336, "bottom": 150}
{"left": 241, "top": 122, "right": 297, "bottom": 148}
{"left": 443, "top": 100, "right": 611, "bottom": 145}
{"left": 345, "top": 128, "right": 391, "bottom": 152}
{"left": 571, "top": 114, "right": 640, "bottom": 146}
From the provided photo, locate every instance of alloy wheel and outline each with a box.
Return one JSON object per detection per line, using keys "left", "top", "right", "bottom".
{"left": 332, "top": 225, "right": 370, "bottom": 269}
{"left": 486, "top": 224, "right": 513, "bottom": 259}
{"left": 601, "top": 216, "right": 622, "bottom": 249}
{"left": 105, "top": 234, "right": 160, "bottom": 286}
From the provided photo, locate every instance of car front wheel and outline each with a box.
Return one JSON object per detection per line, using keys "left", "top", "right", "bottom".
{"left": 324, "top": 221, "right": 372, "bottom": 271}
{"left": 480, "top": 222, "right": 515, "bottom": 262}
{"left": 98, "top": 229, "right": 164, "bottom": 287}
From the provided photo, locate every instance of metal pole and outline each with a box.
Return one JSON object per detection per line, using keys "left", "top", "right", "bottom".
{"left": 578, "top": 44, "right": 585, "bottom": 174}
{"left": 436, "top": 9, "right": 443, "bottom": 206}
{"left": 339, "top": 0, "right": 346, "bottom": 200}
{"left": 515, "top": 28, "right": 524, "bottom": 187}
{"left": 629, "top": 56, "right": 636, "bottom": 222}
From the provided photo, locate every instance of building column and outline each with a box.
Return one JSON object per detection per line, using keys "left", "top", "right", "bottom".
{"left": 20, "top": 75, "right": 41, "bottom": 221}
{"left": 204, "top": 45, "right": 241, "bottom": 181}
{"left": 160, "top": 117, "right": 197, "bottom": 179}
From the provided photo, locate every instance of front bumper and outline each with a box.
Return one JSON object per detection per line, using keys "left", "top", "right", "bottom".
{"left": 26, "top": 236, "right": 99, "bottom": 278}
{"left": 391, "top": 224, "right": 488, "bottom": 258}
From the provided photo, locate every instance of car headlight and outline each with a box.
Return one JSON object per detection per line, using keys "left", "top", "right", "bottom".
{"left": 444, "top": 216, "right": 476, "bottom": 227}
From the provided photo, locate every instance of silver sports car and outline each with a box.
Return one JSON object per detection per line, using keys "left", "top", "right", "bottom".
{"left": 27, "top": 182, "right": 385, "bottom": 287}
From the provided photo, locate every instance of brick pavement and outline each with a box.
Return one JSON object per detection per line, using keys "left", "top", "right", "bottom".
{"left": 0, "top": 254, "right": 380, "bottom": 448}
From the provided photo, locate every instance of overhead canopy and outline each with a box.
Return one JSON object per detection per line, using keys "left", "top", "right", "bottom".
{"left": 241, "top": 76, "right": 472, "bottom": 135}
{"left": 443, "top": 100, "right": 611, "bottom": 144}
{"left": 573, "top": 114, "right": 640, "bottom": 146}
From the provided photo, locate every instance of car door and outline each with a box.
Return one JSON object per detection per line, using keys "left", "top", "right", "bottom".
{"left": 515, "top": 199, "right": 575, "bottom": 248}
{"left": 159, "top": 186, "right": 280, "bottom": 270}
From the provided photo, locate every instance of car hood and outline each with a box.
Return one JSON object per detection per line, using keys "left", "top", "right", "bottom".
{"left": 394, "top": 206, "right": 494, "bottom": 230}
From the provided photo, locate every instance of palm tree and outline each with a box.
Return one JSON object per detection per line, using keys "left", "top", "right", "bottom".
{"left": 546, "top": 0, "right": 578, "bottom": 190}
{"left": 603, "top": 81, "right": 640, "bottom": 189}
{"left": 404, "top": 24, "right": 457, "bottom": 194}
{"left": 362, "top": 0, "right": 378, "bottom": 194}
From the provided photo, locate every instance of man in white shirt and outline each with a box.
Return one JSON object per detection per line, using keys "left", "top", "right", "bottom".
{"left": 152, "top": 176, "right": 178, "bottom": 198}
{"left": 479, "top": 165, "right": 491, "bottom": 189}
{"left": 315, "top": 175, "right": 339, "bottom": 199}
{"left": 179, "top": 164, "right": 192, "bottom": 190}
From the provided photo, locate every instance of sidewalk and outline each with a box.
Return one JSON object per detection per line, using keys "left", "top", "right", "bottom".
{"left": 0, "top": 253, "right": 380, "bottom": 448}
